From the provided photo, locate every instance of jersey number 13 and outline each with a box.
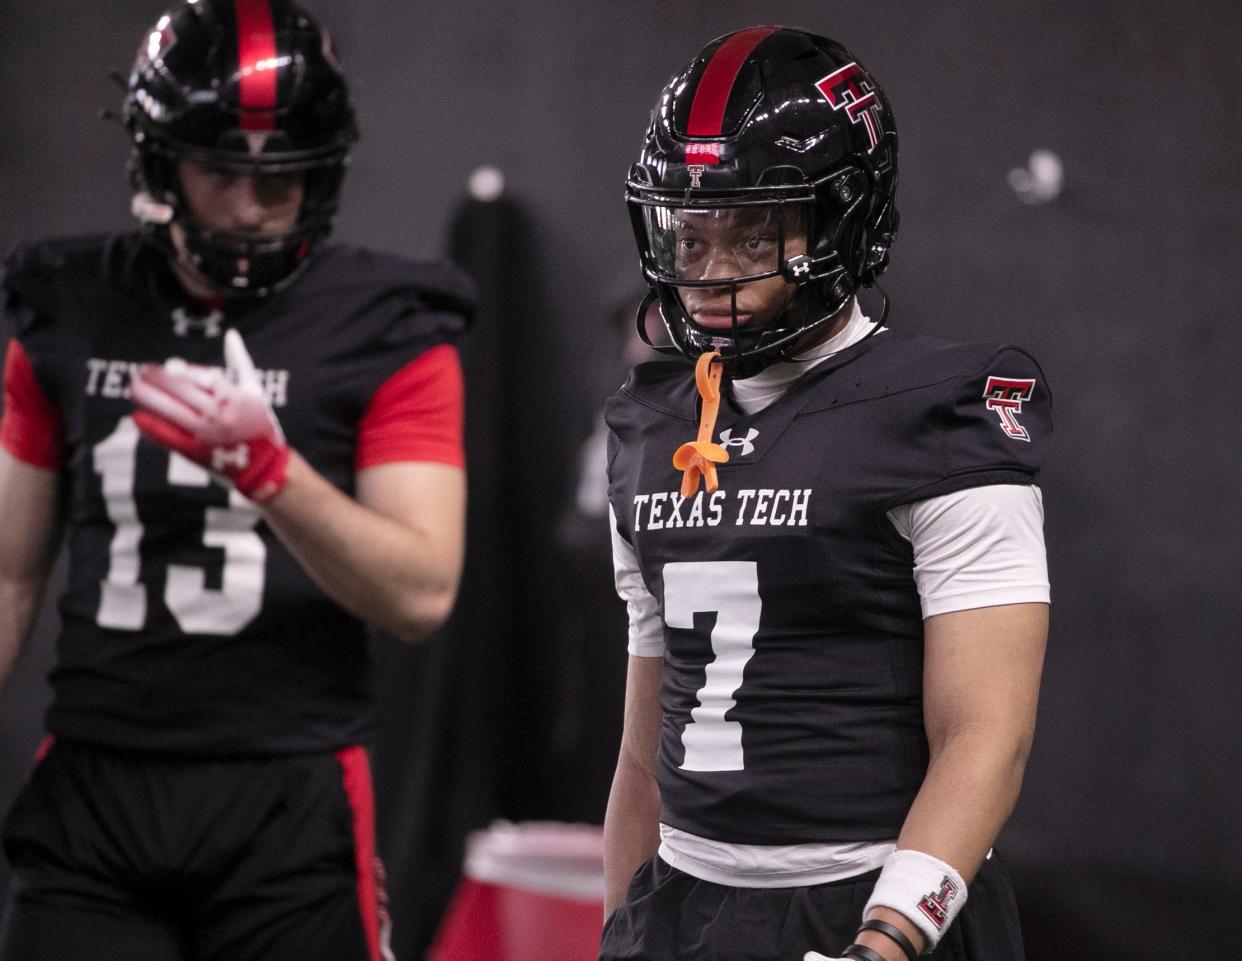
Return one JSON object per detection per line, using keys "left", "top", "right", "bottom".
{"left": 93, "top": 416, "right": 266, "bottom": 635}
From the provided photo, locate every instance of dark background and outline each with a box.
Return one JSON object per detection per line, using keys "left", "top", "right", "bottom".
{"left": 2, "top": 2, "right": 1240, "bottom": 959}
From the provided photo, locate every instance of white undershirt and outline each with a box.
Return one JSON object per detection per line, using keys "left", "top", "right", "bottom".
{"left": 728, "top": 297, "right": 880, "bottom": 415}
{"left": 610, "top": 300, "right": 1049, "bottom": 885}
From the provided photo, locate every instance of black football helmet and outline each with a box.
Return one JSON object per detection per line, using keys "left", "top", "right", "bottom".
{"left": 627, "top": 26, "right": 898, "bottom": 376}
{"left": 122, "top": 0, "right": 357, "bottom": 296}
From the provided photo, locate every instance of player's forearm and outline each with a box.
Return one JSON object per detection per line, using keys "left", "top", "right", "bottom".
{"left": 0, "top": 454, "right": 65, "bottom": 687}
{"left": 851, "top": 603, "right": 1046, "bottom": 959}
{"left": 897, "top": 603, "right": 1045, "bottom": 881}
{"left": 850, "top": 731, "right": 1031, "bottom": 960}
{"left": 897, "top": 727, "right": 1031, "bottom": 882}
{"left": 260, "top": 451, "right": 460, "bottom": 643}
{"left": 0, "top": 576, "right": 47, "bottom": 687}
{"left": 603, "top": 756, "right": 662, "bottom": 918}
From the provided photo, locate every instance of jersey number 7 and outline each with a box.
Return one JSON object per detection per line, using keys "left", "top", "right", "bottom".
{"left": 663, "top": 561, "right": 761, "bottom": 772}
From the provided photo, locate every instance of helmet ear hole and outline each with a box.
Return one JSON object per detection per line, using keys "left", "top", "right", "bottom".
{"left": 832, "top": 174, "right": 859, "bottom": 205}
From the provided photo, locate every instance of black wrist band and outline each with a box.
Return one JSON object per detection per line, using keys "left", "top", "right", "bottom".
{"left": 844, "top": 944, "right": 888, "bottom": 961}
{"left": 856, "top": 918, "right": 920, "bottom": 961}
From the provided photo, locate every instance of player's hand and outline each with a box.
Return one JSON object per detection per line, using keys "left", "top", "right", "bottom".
{"left": 131, "top": 329, "right": 290, "bottom": 503}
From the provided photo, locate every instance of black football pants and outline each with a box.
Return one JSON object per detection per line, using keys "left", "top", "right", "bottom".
{"left": 599, "top": 849, "right": 1025, "bottom": 961}
{"left": 0, "top": 739, "right": 389, "bottom": 961}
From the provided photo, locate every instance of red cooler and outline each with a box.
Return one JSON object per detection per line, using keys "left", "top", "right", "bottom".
{"left": 428, "top": 821, "right": 605, "bottom": 961}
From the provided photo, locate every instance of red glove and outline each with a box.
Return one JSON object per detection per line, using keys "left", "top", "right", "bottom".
{"left": 132, "top": 329, "right": 290, "bottom": 503}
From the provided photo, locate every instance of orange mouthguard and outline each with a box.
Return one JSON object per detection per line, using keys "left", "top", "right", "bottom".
{"left": 673, "top": 351, "right": 730, "bottom": 498}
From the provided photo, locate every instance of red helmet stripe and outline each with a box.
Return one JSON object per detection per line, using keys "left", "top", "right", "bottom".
{"left": 684, "top": 25, "right": 781, "bottom": 164}
{"left": 235, "top": 0, "right": 277, "bottom": 131}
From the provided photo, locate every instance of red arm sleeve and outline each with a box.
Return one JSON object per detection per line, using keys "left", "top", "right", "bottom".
{"left": 1, "top": 339, "right": 65, "bottom": 469}
{"left": 355, "top": 343, "right": 465, "bottom": 471}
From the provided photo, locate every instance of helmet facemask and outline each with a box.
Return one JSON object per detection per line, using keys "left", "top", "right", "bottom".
{"left": 132, "top": 133, "right": 350, "bottom": 296}
{"left": 628, "top": 158, "right": 891, "bottom": 377}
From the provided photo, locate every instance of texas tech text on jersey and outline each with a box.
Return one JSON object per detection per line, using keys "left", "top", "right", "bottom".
{"left": 84, "top": 356, "right": 291, "bottom": 408}
{"left": 631, "top": 487, "right": 813, "bottom": 530}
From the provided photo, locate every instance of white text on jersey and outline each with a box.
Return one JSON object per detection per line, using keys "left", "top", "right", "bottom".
{"left": 632, "top": 488, "right": 812, "bottom": 531}
{"left": 84, "top": 358, "right": 291, "bottom": 408}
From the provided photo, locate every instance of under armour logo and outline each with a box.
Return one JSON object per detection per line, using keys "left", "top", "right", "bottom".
{"left": 789, "top": 258, "right": 812, "bottom": 278}
{"left": 983, "top": 376, "right": 1037, "bottom": 442}
{"left": 687, "top": 164, "right": 707, "bottom": 189}
{"left": 718, "top": 427, "right": 759, "bottom": 456}
{"left": 917, "top": 876, "right": 960, "bottom": 929}
{"left": 212, "top": 443, "right": 250, "bottom": 471}
{"left": 171, "top": 307, "right": 223, "bottom": 338}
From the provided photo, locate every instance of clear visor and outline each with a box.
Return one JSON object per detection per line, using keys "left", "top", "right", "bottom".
{"left": 644, "top": 203, "right": 809, "bottom": 284}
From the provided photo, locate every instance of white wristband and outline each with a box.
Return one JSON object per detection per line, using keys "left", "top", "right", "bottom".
{"left": 863, "top": 848, "right": 967, "bottom": 951}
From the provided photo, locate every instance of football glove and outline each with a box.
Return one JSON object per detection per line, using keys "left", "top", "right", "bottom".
{"left": 132, "top": 329, "right": 289, "bottom": 503}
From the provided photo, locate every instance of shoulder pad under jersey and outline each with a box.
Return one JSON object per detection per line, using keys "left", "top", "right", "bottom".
{"left": 302, "top": 244, "right": 476, "bottom": 334}
{"left": 849, "top": 333, "right": 1051, "bottom": 505}
{"left": 3, "top": 234, "right": 146, "bottom": 333}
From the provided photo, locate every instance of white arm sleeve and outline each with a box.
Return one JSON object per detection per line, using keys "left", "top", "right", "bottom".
{"left": 886, "top": 484, "right": 1049, "bottom": 619}
{"left": 610, "top": 505, "right": 664, "bottom": 657}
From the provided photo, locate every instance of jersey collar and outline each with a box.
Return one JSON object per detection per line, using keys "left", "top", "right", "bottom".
{"left": 731, "top": 299, "right": 883, "bottom": 416}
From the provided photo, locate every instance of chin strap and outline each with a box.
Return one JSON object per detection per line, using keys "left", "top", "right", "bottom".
{"left": 672, "top": 351, "right": 730, "bottom": 497}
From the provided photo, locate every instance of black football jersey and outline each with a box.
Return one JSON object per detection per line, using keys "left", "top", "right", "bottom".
{"left": 2, "top": 232, "right": 472, "bottom": 754}
{"left": 606, "top": 330, "right": 1050, "bottom": 844}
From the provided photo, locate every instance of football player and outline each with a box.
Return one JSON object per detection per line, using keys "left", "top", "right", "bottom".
{"left": 0, "top": 2, "right": 471, "bottom": 959}
{"left": 601, "top": 27, "right": 1050, "bottom": 961}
